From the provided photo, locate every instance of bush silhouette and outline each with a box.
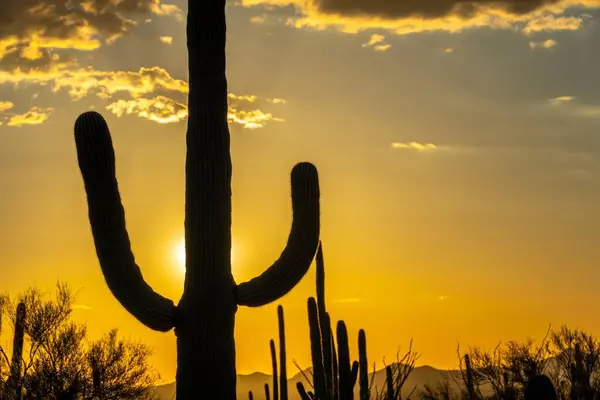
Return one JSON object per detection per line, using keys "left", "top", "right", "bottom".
{"left": 0, "top": 284, "right": 157, "bottom": 400}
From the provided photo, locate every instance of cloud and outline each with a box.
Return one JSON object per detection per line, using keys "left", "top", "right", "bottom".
{"left": 391, "top": 142, "right": 438, "bottom": 151}
{"left": 240, "top": 0, "right": 598, "bottom": 36}
{"left": 549, "top": 95, "right": 575, "bottom": 105}
{"left": 159, "top": 36, "right": 174, "bottom": 44}
{"left": 542, "top": 96, "right": 600, "bottom": 119}
{"left": 105, "top": 95, "right": 286, "bottom": 128}
{"left": 250, "top": 14, "right": 268, "bottom": 24}
{"left": 362, "top": 34, "right": 391, "bottom": 51}
{"left": 0, "top": 0, "right": 181, "bottom": 69}
{"left": 521, "top": 14, "right": 583, "bottom": 33}
{"left": 529, "top": 39, "right": 558, "bottom": 49}
{"left": 0, "top": 60, "right": 286, "bottom": 128}
{"left": 0, "top": 101, "right": 14, "bottom": 111}
{"left": 5, "top": 106, "right": 53, "bottom": 127}
{"left": 107, "top": 95, "right": 188, "bottom": 124}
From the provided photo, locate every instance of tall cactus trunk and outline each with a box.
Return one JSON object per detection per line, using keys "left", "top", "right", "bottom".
{"left": 73, "top": 0, "right": 320, "bottom": 398}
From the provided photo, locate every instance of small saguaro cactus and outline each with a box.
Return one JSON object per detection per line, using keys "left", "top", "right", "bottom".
{"left": 299, "top": 243, "right": 364, "bottom": 400}
{"left": 72, "top": 0, "right": 320, "bottom": 399}
{"left": 463, "top": 354, "right": 477, "bottom": 400}
{"left": 6, "top": 301, "right": 26, "bottom": 400}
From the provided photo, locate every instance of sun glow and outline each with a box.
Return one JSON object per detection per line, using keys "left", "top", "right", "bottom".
{"left": 174, "top": 239, "right": 237, "bottom": 274}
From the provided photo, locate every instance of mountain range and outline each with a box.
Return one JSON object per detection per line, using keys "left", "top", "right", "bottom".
{"left": 152, "top": 364, "right": 466, "bottom": 400}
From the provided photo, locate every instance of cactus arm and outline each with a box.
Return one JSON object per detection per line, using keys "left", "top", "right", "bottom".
{"left": 235, "top": 163, "right": 320, "bottom": 307}
{"left": 74, "top": 112, "right": 176, "bottom": 332}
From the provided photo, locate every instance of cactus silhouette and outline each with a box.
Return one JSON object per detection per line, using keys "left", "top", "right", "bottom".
{"left": 72, "top": 0, "right": 320, "bottom": 398}
{"left": 4, "top": 301, "right": 26, "bottom": 400}
{"left": 270, "top": 339, "right": 279, "bottom": 400}
{"left": 268, "top": 305, "right": 289, "bottom": 400}
{"left": 265, "top": 383, "right": 272, "bottom": 400}
{"left": 463, "top": 354, "right": 477, "bottom": 400}
{"left": 301, "top": 243, "right": 363, "bottom": 400}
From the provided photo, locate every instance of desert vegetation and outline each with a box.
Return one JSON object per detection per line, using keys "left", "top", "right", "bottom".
{"left": 4, "top": 245, "right": 600, "bottom": 399}
{"left": 0, "top": 284, "right": 158, "bottom": 399}
{"left": 252, "top": 242, "right": 590, "bottom": 400}
{"left": 0, "top": 0, "right": 595, "bottom": 399}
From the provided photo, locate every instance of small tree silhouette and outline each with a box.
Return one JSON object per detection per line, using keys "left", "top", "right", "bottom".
{"left": 0, "top": 284, "right": 158, "bottom": 399}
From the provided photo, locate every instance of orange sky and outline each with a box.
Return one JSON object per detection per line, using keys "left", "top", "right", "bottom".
{"left": 2, "top": 0, "right": 600, "bottom": 384}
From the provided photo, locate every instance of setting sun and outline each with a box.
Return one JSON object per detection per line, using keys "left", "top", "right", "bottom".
{"left": 174, "top": 240, "right": 237, "bottom": 273}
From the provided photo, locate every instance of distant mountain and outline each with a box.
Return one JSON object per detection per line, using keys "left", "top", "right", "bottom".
{"left": 152, "top": 365, "right": 465, "bottom": 400}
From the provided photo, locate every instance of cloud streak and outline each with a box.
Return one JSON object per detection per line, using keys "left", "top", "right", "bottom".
{"left": 391, "top": 142, "right": 438, "bottom": 151}
{"left": 239, "top": 0, "right": 598, "bottom": 36}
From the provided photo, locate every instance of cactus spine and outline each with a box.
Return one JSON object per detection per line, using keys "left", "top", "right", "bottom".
{"left": 73, "top": 0, "right": 320, "bottom": 398}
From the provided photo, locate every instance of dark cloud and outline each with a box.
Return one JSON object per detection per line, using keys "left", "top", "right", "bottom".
{"left": 0, "top": 0, "right": 178, "bottom": 46}
{"left": 313, "top": 0, "right": 567, "bottom": 19}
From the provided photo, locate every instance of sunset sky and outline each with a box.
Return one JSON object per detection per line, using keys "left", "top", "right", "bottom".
{"left": 2, "top": 0, "right": 600, "bottom": 384}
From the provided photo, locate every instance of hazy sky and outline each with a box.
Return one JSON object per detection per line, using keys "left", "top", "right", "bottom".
{"left": 2, "top": 0, "right": 600, "bottom": 384}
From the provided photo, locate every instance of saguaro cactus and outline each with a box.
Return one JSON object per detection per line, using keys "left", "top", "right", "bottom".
{"left": 72, "top": 0, "right": 320, "bottom": 398}
{"left": 301, "top": 244, "right": 362, "bottom": 400}
{"left": 7, "top": 301, "right": 26, "bottom": 400}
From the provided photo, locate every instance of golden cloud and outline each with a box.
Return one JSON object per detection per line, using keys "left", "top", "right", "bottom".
{"left": 0, "top": 60, "right": 285, "bottom": 128}
{"left": 6, "top": 106, "right": 53, "bottom": 127}
{"left": 391, "top": 142, "right": 438, "bottom": 151}
{"left": 529, "top": 39, "right": 558, "bottom": 49}
{"left": 239, "top": 0, "right": 599, "bottom": 36}
{"left": 550, "top": 95, "right": 575, "bottom": 105}
{"left": 362, "top": 34, "right": 391, "bottom": 51}
{"left": 105, "top": 95, "right": 285, "bottom": 128}
{"left": 0, "top": 101, "right": 14, "bottom": 111}
{"left": 107, "top": 96, "right": 188, "bottom": 124}
{"left": 0, "top": 0, "right": 181, "bottom": 68}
